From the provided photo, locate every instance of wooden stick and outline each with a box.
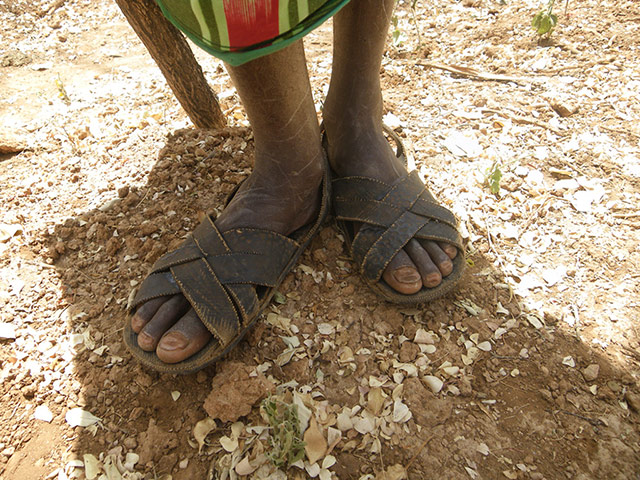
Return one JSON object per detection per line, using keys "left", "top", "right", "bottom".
{"left": 115, "top": 0, "right": 226, "bottom": 129}
{"left": 417, "top": 62, "right": 533, "bottom": 85}
{"left": 481, "top": 109, "right": 564, "bottom": 136}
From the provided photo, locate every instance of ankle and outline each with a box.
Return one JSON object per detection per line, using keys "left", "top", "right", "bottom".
{"left": 322, "top": 119, "right": 406, "bottom": 181}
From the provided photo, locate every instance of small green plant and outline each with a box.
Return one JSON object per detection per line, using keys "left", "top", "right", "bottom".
{"left": 55, "top": 74, "right": 70, "bottom": 104}
{"left": 486, "top": 161, "right": 502, "bottom": 194}
{"left": 391, "top": 15, "right": 403, "bottom": 46}
{"left": 532, "top": 0, "right": 558, "bottom": 36}
{"left": 273, "top": 291, "right": 286, "bottom": 304}
{"left": 261, "top": 396, "right": 306, "bottom": 468}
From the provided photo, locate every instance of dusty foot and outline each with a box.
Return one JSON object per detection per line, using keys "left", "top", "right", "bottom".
{"left": 130, "top": 154, "right": 324, "bottom": 363}
{"left": 323, "top": 119, "right": 458, "bottom": 295}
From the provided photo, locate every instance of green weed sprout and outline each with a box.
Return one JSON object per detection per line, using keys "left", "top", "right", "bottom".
{"left": 55, "top": 75, "right": 70, "bottom": 104}
{"left": 486, "top": 161, "right": 502, "bottom": 194}
{"left": 261, "top": 396, "right": 306, "bottom": 469}
{"left": 532, "top": 0, "right": 558, "bottom": 36}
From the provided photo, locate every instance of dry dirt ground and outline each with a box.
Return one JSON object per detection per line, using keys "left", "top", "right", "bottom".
{"left": 1, "top": 0, "right": 640, "bottom": 479}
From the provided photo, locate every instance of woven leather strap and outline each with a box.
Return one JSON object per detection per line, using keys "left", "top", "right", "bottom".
{"left": 131, "top": 215, "right": 299, "bottom": 347}
{"left": 333, "top": 170, "right": 462, "bottom": 283}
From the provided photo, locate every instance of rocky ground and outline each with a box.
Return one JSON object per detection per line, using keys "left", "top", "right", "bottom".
{"left": 1, "top": 0, "right": 639, "bottom": 479}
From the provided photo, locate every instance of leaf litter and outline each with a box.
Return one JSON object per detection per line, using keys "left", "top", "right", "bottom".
{"left": 1, "top": 0, "right": 639, "bottom": 479}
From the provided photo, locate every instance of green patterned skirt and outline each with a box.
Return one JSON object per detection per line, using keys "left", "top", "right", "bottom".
{"left": 155, "top": 0, "right": 350, "bottom": 65}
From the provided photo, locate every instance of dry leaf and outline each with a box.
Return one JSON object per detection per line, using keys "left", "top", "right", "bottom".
{"left": 304, "top": 417, "right": 327, "bottom": 465}
{"left": 124, "top": 453, "right": 139, "bottom": 471}
{"left": 235, "top": 456, "right": 258, "bottom": 476}
{"left": 193, "top": 417, "right": 216, "bottom": 453}
{"left": 353, "top": 413, "right": 376, "bottom": 434}
{"left": 326, "top": 427, "right": 342, "bottom": 454}
{"left": 317, "top": 323, "right": 335, "bottom": 335}
{"left": 442, "top": 131, "right": 482, "bottom": 158}
{"left": 336, "top": 410, "right": 353, "bottom": 431}
{"left": 542, "top": 265, "right": 566, "bottom": 286}
{"left": 276, "top": 347, "right": 297, "bottom": 367}
{"left": 568, "top": 187, "right": 605, "bottom": 213}
{"left": 477, "top": 443, "right": 490, "bottom": 456}
{"left": 392, "top": 400, "right": 412, "bottom": 423}
{"left": 367, "top": 387, "right": 386, "bottom": 415}
{"left": 413, "top": 328, "right": 434, "bottom": 344}
{"left": 383, "top": 112, "right": 402, "bottom": 129}
{"left": 83, "top": 454, "right": 100, "bottom": 480}
{"left": 423, "top": 375, "right": 443, "bottom": 394}
{"left": 219, "top": 435, "right": 238, "bottom": 453}
{"left": 465, "top": 466, "right": 479, "bottom": 479}
{"left": 265, "top": 313, "right": 291, "bottom": 331}
{"left": 319, "top": 469, "right": 332, "bottom": 480}
{"left": 322, "top": 455, "right": 336, "bottom": 469}
{"left": 65, "top": 408, "right": 101, "bottom": 427}
{"left": 292, "top": 392, "right": 312, "bottom": 433}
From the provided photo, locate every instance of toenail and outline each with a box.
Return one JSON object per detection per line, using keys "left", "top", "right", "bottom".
{"left": 138, "top": 332, "right": 156, "bottom": 349}
{"left": 444, "top": 245, "right": 457, "bottom": 258}
{"left": 131, "top": 314, "right": 145, "bottom": 332}
{"left": 158, "top": 332, "right": 189, "bottom": 351}
{"left": 424, "top": 273, "right": 442, "bottom": 287}
{"left": 440, "top": 261, "right": 453, "bottom": 276}
{"left": 392, "top": 266, "right": 421, "bottom": 284}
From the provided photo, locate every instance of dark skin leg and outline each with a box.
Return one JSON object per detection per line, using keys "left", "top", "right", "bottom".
{"left": 323, "top": 0, "right": 457, "bottom": 294}
{"left": 131, "top": 41, "right": 324, "bottom": 363}
{"left": 131, "top": 0, "right": 457, "bottom": 364}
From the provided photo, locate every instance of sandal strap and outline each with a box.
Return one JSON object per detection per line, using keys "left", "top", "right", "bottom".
{"left": 333, "top": 170, "right": 462, "bottom": 283}
{"left": 131, "top": 215, "right": 301, "bottom": 347}
{"left": 171, "top": 259, "right": 240, "bottom": 346}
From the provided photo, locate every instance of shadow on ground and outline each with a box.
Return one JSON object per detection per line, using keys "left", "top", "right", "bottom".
{"left": 11, "top": 127, "right": 638, "bottom": 479}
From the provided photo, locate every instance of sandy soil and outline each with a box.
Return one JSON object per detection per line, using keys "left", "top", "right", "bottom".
{"left": 1, "top": 0, "right": 639, "bottom": 479}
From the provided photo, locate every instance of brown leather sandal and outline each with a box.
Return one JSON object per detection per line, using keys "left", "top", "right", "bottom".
{"left": 123, "top": 160, "right": 330, "bottom": 374}
{"left": 331, "top": 129, "right": 465, "bottom": 304}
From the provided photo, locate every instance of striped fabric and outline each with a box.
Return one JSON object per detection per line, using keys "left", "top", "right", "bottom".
{"left": 155, "top": 0, "right": 350, "bottom": 65}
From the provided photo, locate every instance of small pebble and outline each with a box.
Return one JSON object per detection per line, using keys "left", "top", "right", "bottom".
{"left": 196, "top": 370, "right": 207, "bottom": 384}
{"left": 1, "top": 447, "right": 15, "bottom": 457}
{"left": 582, "top": 364, "right": 599, "bottom": 382}
{"left": 123, "top": 437, "right": 137, "bottom": 449}
{"left": 625, "top": 391, "right": 640, "bottom": 413}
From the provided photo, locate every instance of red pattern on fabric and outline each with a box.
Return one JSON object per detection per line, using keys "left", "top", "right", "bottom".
{"left": 224, "top": 0, "right": 280, "bottom": 49}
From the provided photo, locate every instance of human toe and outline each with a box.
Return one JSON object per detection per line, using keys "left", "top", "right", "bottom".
{"left": 405, "top": 239, "right": 443, "bottom": 288}
{"left": 131, "top": 297, "right": 167, "bottom": 333}
{"left": 382, "top": 250, "right": 423, "bottom": 295}
{"left": 424, "top": 241, "right": 454, "bottom": 277}
{"left": 156, "top": 310, "right": 212, "bottom": 364}
{"left": 135, "top": 295, "right": 190, "bottom": 351}
{"left": 438, "top": 241, "right": 458, "bottom": 260}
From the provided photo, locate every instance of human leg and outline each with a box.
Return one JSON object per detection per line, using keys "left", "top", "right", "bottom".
{"left": 130, "top": 41, "right": 325, "bottom": 365}
{"left": 323, "top": 0, "right": 460, "bottom": 297}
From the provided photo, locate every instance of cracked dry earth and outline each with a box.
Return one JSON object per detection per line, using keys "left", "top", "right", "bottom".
{"left": 1, "top": 0, "right": 640, "bottom": 479}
